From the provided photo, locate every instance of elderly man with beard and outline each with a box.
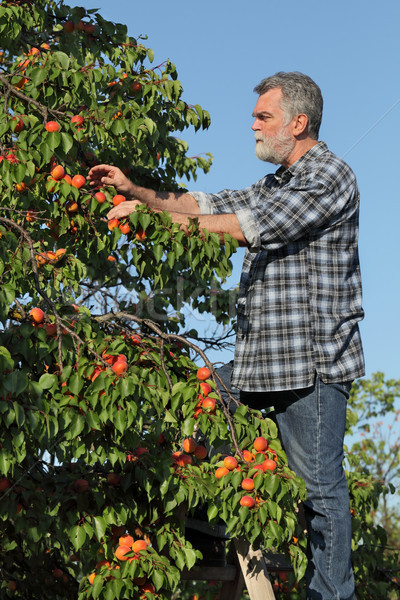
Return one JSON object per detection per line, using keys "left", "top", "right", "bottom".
{"left": 88, "top": 71, "right": 365, "bottom": 600}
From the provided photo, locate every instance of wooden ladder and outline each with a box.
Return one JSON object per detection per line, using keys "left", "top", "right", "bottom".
{"left": 182, "top": 536, "right": 284, "bottom": 600}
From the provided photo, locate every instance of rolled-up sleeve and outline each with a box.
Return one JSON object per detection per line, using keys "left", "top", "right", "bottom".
{"left": 190, "top": 184, "right": 263, "bottom": 251}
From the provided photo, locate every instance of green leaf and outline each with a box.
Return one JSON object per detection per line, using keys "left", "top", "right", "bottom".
{"left": 61, "top": 132, "right": 73, "bottom": 154}
{"left": 152, "top": 569, "right": 164, "bottom": 590}
{"left": 39, "top": 373, "right": 58, "bottom": 390}
{"left": 69, "top": 525, "right": 86, "bottom": 551}
{"left": 52, "top": 51, "right": 70, "bottom": 70}
{"left": 30, "top": 66, "right": 48, "bottom": 86}
{"left": 93, "top": 516, "right": 107, "bottom": 540}
{"left": 4, "top": 371, "right": 28, "bottom": 396}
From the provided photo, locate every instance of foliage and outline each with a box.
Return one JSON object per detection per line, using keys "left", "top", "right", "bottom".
{"left": 345, "top": 373, "right": 400, "bottom": 600}
{"left": 0, "top": 1, "right": 307, "bottom": 599}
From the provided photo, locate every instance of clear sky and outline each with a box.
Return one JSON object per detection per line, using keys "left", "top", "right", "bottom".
{"left": 71, "top": 0, "right": 400, "bottom": 381}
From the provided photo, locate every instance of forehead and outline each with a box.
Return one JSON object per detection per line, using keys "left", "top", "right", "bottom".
{"left": 253, "top": 87, "right": 284, "bottom": 115}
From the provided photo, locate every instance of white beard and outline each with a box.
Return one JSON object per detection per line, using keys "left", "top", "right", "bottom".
{"left": 254, "top": 129, "right": 295, "bottom": 165}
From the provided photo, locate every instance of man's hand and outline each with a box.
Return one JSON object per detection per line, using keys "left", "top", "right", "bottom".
{"left": 87, "top": 164, "right": 135, "bottom": 197}
{"left": 107, "top": 200, "right": 143, "bottom": 220}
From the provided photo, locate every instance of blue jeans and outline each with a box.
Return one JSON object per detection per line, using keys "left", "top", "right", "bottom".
{"left": 240, "top": 376, "right": 355, "bottom": 600}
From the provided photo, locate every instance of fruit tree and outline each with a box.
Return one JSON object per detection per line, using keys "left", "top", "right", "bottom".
{"left": 0, "top": 1, "right": 307, "bottom": 599}
{"left": 0, "top": 2, "right": 397, "bottom": 600}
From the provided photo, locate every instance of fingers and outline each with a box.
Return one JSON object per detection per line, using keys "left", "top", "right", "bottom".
{"left": 107, "top": 201, "right": 142, "bottom": 220}
{"left": 87, "top": 164, "right": 117, "bottom": 186}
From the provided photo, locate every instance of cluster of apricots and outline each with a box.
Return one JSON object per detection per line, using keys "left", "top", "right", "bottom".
{"left": 87, "top": 531, "right": 155, "bottom": 597}
{"left": 89, "top": 335, "right": 141, "bottom": 382}
{"left": 193, "top": 366, "right": 218, "bottom": 417}
{"left": 172, "top": 437, "right": 208, "bottom": 467}
{"left": 35, "top": 248, "right": 66, "bottom": 268}
{"left": 13, "top": 45, "right": 42, "bottom": 90}
{"left": 214, "top": 436, "right": 278, "bottom": 509}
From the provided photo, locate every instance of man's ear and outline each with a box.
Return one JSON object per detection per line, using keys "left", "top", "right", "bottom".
{"left": 292, "top": 113, "right": 309, "bottom": 137}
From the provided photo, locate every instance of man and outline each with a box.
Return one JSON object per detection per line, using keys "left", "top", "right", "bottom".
{"left": 88, "top": 71, "right": 365, "bottom": 600}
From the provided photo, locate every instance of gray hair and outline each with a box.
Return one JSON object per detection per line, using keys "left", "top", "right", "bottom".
{"left": 254, "top": 72, "right": 323, "bottom": 140}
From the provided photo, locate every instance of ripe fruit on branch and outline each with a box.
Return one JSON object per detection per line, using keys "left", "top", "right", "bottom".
{"left": 88, "top": 572, "right": 96, "bottom": 585}
{"left": 113, "top": 194, "right": 126, "bottom": 206}
{"left": 130, "top": 81, "right": 142, "bottom": 94}
{"left": 242, "top": 450, "right": 255, "bottom": 463}
{"left": 173, "top": 452, "right": 192, "bottom": 467}
{"left": 132, "top": 539, "right": 147, "bottom": 554}
{"left": 108, "top": 218, "right": 120, "bottom": 231}
{"left": 199, "top": 382, "right": 212, "bottom": 395}
{"left": 46, "top": 323, "right": 57, "bottom": 337}
{"left": 140, "top": 582, "right": 156, "bottom": 596}
{"left": 71, "top": 174, "right": 85, "bottom": 189}
{"left": 182, "top": 438, "right": 197, "bottom": 453}
{"left": 0, "top": 477, "right": 11, "bottom": 492}
{"left": 66, "top": 200, "right": 79, "bottom": 213}
{"left": 73, "top": 478, "right": 89, "bottom": 493}
{"left": 51, "top": 165, "right": 65, "bottom": 180}
{"left": 253, "top": 437, "right": 268, "bottom": 452}
{"left": 15, "top": 77, "right": 28, "bottom": 90}
{"left": 12, "top": 116, "right": 24, "bottom": 133}
{"left": 63, "top": 20, "right": 75, "bottom": 34}
{"left": 135, "top": 228, "right": 146, "bottom": 241}
{"left": 202, "top": 397, "right": 216, "bottom": 413}
{"left": 94, "top": 191, "right": 106, "bottom": 203}
{"left": 107, "top": 473, "right": 121, "bottom": 486}
{"left": 119, "top": 533, "right": 134, "bottom": 547}
{"left": 112, "top": 361, "right": 128, "bottom": 376}
{"left": 224, "top": 456, "right": 238, "bottom": 470}
{"left": 71, "top": 115, "right": 84, "bottom": 127}
{"left": 196, "top": 366, "right": 211, "bottom": 380}
{"left": 240, "top": 495, "right": 256, "bottom": 508}
{"left": 262, "top": 458, "right": 277, "bottom": 472}
{"left": 84, "top": 23, "right": 96, "bottom": 35}
{"left": 45, "top": 121, "right": 60, "bottom": 132}
{"left": 119, "top": 222, "right": 130, "bottom": 234}
{"left": 194, "top": 445, "right": 207, "bottom": 460}
{"left": 30, "top": 307, "right": 44, "bottom": 324}
{"left": 241, "top": 478, "right": 255, "bottom": 491}
{"left": 115, "top": 545, "right": 132, "bottom": 561}
{"left": 215, "top": 466, "right": 229, "bottom": 479}
{"left": 15, "top": 182, "right": 27, "bottom": 192}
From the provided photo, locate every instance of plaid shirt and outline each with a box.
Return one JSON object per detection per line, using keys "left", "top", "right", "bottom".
{"left": 191, "top": 142, "right": 365, "bottom": 392}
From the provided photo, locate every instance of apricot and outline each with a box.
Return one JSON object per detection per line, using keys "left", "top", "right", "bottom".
{"left": 115, "top": 545, "right": 132, "bottom": 561}
{"left": 30, "top": 307, "right": 44, "bottom": 324}
{"left": 132, "top": 539, "right": 147, "bottom": 554}
{"left": 224, "top": 456, "right": 238, "bottom": 470}
{"left": 253, "top": 436, "right": 268, "bottom": 452}
{"left": 196, "top": 366, "right": 211, "bottom": 380}
{"left": 215, "top": 466, "right": 229, "bottom": 479}
{"left": 240, "top": 495, "right": 256, "bottom": 508}
{"left": 119, "top": 534, "right": 134, "bottom": 547}
{"left": 182, "top": 438, "right": 197, "bottom": 454}
{"left": 194, "top": 445, "right": 207, "bottom": 460}
{"left": 51, "top": 165, "right": 65, "bottom": 180}
{"left": 241, "top": 478, "right": 255, "bottom": 491}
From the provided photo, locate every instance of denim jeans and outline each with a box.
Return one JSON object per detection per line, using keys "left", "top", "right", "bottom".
{"left": 240, "top": 376, "right": 355, "bottom": 600}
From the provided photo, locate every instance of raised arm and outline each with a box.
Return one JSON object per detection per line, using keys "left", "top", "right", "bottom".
{"left": 87, "top": 164, "right": 248, "bottom": 247}
{"left": 87, "top": 164, "right": 200, "bottom": 214}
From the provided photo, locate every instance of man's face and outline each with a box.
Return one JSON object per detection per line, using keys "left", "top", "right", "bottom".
{"left": 251, "top": 87, "right": 295, "bottom": 165}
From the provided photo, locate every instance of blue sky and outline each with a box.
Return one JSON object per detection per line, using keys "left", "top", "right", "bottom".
{"left": 72, "top": 0, "right": 400, "bottom": 381}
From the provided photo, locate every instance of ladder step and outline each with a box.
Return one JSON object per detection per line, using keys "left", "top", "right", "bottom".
{"left": 181, "top": 565, "right": 238, "bottom": 582}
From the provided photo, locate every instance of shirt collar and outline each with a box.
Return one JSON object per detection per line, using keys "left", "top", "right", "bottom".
{"left": 273, "top": 141, "right": 328, "bottom": 184}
